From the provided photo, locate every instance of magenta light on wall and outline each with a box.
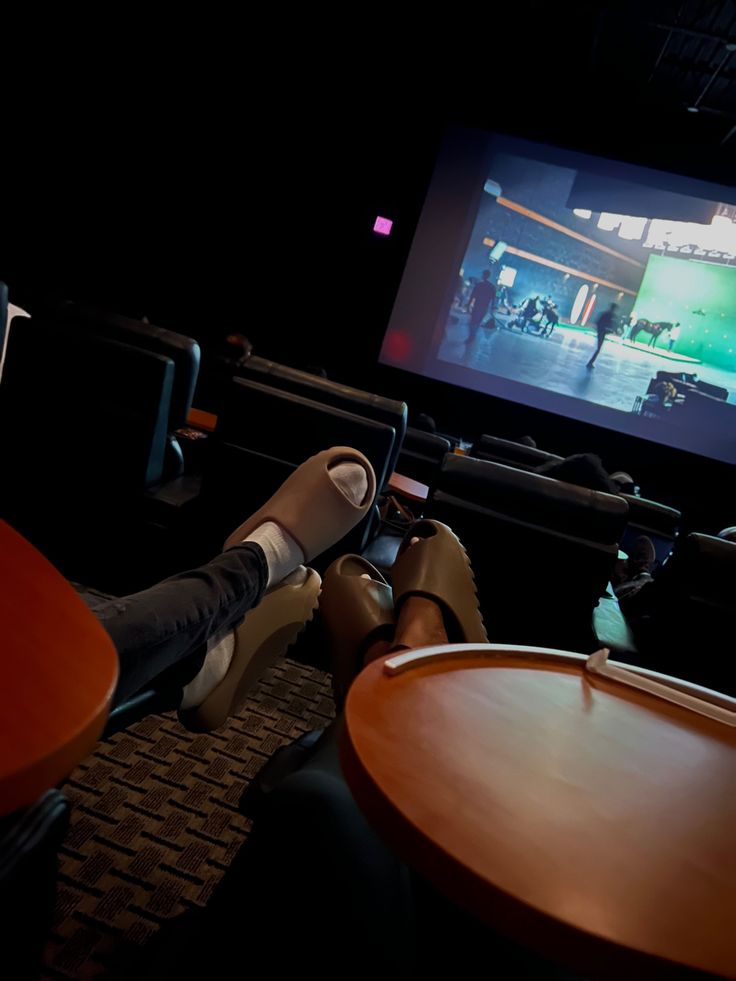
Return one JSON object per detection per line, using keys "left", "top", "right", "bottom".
{"left": 373, "top": 216, "right": 393, "bottom": 236}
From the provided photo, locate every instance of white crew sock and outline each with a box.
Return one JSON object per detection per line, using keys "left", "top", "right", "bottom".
{"left": 180, "top": 627, "right": 235, "bottom": 710}
{"left": 245, "top": 521, "right": 304, "bottom": 589}
{"left": 180, "top": 566, "right": 310, "bottom": 709}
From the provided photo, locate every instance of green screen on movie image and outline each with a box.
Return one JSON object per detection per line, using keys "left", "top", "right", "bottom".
{"left": 634, "top": 255, "right": 736, "bottom": 372}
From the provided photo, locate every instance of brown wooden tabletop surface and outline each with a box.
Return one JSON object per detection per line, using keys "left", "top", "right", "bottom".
{"left": 0, "top": 521, "right": 119, "bottom": 816}
{"left": 341, "top": 644, "right": 736, "bottom": 979}
{"left": 187, "top": 406, "right": 218, "bottom": 432}
{"left": 387, "top": 471, "right": 429, "bottom": 502}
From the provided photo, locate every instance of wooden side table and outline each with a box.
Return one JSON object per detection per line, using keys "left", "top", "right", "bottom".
{"left": 0, "top": 521, "right": 119, "bottom": 816}
{"left": 342, "top": 644, "right": 736, "bottom": 979}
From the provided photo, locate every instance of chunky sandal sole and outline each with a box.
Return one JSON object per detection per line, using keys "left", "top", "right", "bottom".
{"left": 178, "top": 571, "right": 321, "bottom": 732}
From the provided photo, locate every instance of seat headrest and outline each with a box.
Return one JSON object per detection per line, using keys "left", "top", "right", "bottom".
{"left": 241, "top": 357, "right": 407, "bottom": 424}
{"left": 678, "top": 533, "right": 736, "bottom": 606}
{"left": 1, "top": 318, "right": 174, "bottom": 490}
{"left": 473, "top": 434, "right": 563, "bottom": 468}
{"left": 51, "top": 302, "right": 200, "bottom": 430}
{"left": 436, "top": 454, "right": 628, "bottom": 545}
{"left": 403, "top": 428, "right": 452, "bottom": 455}
{"left": 620, "top": 494, "right": 681, "bottom": 535}
{"left": 219, "top": 378, "right": 396, "bottom": 488}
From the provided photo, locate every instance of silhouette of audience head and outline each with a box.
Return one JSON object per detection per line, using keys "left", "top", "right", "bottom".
{"left": 414, "top": 413, "right": 437, "bottom": 433}
{"left": 223, "top": 333, "right": 253, "bottom": 364}
{"left": 610, "top": 471, "right": 637, "bottom": 495}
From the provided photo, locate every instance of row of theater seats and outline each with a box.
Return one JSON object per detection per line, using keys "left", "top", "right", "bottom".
{"left": 2, "top": 290, "right": 733, "bottom": 978}
{"left": 388, "top": 421, "right": 736, "bottom": 690}
{"left": 0, "top": 302, "right": 408, "bottom": 587}
{"left": 396, "top": 428, "right": 683, "bottom": 567}
{"left": 0, "top": 309, "right": 195, "bottom": 585}
{"left": 100, "top": 357, "right": 410, "bottom": 730}
{"left": 619, "top": 532, "right": 736, "bottom": 696}
{"left": 427, "top": 454, "right": 627, "bottom": 654}
{"left": 1, "top": 296, "right": 730, "bottom": 692}
{"left": 395, "top": 430, "right": 563, "bottom": 489}
{"left": 50, "top": 301, "right": 202, "bottom": 477}
{"left": 202, "top": 374, "right": 404, "bottom": 559}
{"left": 471, "top": 433, "right": 563, "bottom": 470}
{"left": 1, "top": 296, "right": 201, "bottom": 491}
{"left": 426, "top": 455, "right": 733, "bottom": 693}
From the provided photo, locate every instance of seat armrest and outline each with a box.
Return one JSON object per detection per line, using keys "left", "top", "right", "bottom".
{"left": 145, "top": 474, "right": 203, "bottom": 510}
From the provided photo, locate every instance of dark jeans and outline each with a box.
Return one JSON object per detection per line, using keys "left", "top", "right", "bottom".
{"left": 81, "top": 543, "right": 268, "bottom": 706}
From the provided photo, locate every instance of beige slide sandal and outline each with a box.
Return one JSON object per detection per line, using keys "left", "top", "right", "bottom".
{"left": 224, "top": 446, "right": 376, "bottom": 561}
{"left": 178, "top": 568, "right": 322, "bottom": 732}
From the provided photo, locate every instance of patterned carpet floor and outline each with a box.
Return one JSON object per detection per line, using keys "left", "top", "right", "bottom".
{"left": 42, "top": 658, "right": 335, "bottom": 980}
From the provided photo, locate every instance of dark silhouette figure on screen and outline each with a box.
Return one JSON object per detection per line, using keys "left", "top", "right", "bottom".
{"left": 467, "top": 270, "right": 496, "bottom": 337}
{"left": 587, "top": 302, "right": 618, "bottom": 369}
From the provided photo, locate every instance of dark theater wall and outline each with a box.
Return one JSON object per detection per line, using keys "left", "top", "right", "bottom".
{"left": 2, "top": 43, "right": 734, "bottom": 529}
{"left": 3, "top": 72, "right": 732, "bottom": 376}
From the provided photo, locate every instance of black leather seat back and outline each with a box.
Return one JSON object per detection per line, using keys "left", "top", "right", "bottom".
{"left": 428, "top": 455, "right": 628, "bottom": 652}
{"left": 396, "top": 427, "right": 451, "bottom": 489}
{"left": 201, "top": 378, "right": 396, "bottom": 557}
{"left": 620, "top": 494, "right": 680, "bottom": 565}
{"left": 238, "top": 357, "right": 407, "bottom": 481}
{"left": 677, "top": 533, "right": 736, "bottom": 607}
{"left": 471, "top": 434, "right": 563, "bottom": 471}
{"left": 51, "top": 301, "right": 200, "bottom": 430}
{"left": 0, "top": 318, "right": 174, "bottom": 530}
{"left": 631, "top": 534, "right": 736, "bottom": 695}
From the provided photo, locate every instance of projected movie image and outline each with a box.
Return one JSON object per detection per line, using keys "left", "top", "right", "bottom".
{"left": 380, "top": 131, "right": 736, "bottom": 465}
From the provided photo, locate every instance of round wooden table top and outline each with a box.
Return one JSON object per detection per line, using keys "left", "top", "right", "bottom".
{"left": 0, "top": 521, "right": 119, "bottom": 816}
{"left": 341, "top": 644, "right": 736, "bottom": 980}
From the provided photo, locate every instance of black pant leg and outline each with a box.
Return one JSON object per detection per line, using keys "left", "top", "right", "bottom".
{"left": 88, "top": 543, "right": 268, "bottom": 705}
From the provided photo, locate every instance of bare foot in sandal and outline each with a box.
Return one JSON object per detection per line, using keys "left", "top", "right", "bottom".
{"left": 391, "top": 520, "right": 487, "bottom": 646}
{"left": 362, "top": 598, "right": 448, "bottom": 663}
{"left": 390, "top": 595, "right": 449, "bottom": 651}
